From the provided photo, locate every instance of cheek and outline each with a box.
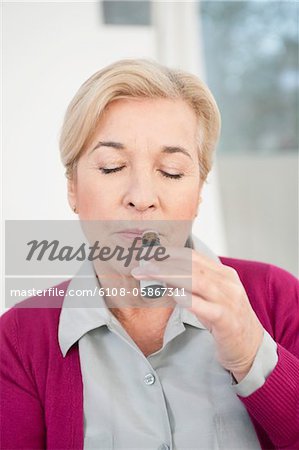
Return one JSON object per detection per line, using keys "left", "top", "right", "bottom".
{"left": 167, "top": 185, "right": 200, "bottom": 218}
{"left": 76, "top": 177, "right": 117, "bottom": 220}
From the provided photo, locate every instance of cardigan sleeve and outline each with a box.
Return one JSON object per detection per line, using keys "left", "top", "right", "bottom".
{"left": 236, "top": 264, "right": 299, "bottom": 449}
{"left": 0, "top": 308, "right": 46, "bottom": 449}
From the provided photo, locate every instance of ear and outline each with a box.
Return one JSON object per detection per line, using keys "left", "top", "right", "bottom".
{"left": 67, "top": 174, "right": 78, "bottom": 213}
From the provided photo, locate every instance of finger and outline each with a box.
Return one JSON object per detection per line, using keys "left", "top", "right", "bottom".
{"left": 187, "top": 293, "right": 231, "bottom": 332}
{"left": 144, "top": 245, "right": 222, "bottom": 276}
{"left": 185, "top": 292, "right": 225, "bottom": 332}
{"left": 131, "top": 261, "right": 230, "bottom": 303}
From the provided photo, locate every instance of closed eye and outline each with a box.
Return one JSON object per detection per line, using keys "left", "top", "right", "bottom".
{"left": 99, "top": 166, "right": 183, "bottom": 180}
{"left": 99, "top": 166, "right": 126, "bottom": 174}
{"left": 159, "top": 170, "right": 183, "bottom": 180}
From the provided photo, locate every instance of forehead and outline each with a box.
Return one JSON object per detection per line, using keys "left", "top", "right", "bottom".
{"left": 93, "top": 98, "right": 198, "bottom": 145}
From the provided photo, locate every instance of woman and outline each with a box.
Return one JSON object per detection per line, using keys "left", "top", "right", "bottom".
{"left": 1, "top": 59, "right": 298, "bottom": 449}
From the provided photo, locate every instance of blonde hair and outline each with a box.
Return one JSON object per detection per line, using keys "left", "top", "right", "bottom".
{"left": 59, "top": 58, "right": 221, "bottom": 182}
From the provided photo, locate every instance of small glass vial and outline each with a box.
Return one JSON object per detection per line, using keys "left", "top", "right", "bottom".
{"left": 139, "top": 230, "right": 167, "bottom": 299}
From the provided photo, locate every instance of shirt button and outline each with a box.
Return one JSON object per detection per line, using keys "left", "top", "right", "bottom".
{"left": 158, "top": 445, "right": 170, "bottom": 450}
{"left": 144, "top": 373, "right": 155, "bottom": 385}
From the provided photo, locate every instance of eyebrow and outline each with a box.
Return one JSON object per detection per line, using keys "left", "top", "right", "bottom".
{"left": 90, "top": 141, "right": 192, "bottom": 159}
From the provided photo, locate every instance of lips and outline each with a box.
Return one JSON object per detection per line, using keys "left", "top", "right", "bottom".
{"left": 114, "top": 229, "right": 164, "bottom": 244}
{"left": 116, "top": 229, "right": 160, "bottom": 237}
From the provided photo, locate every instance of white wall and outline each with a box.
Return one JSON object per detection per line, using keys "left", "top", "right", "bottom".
{"left": 217, "top": 154, "right": 298, "bottom": 277}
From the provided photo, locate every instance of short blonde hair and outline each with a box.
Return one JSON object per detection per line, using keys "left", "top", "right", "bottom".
{"left": 59, "top": 58, "right": 221, "bottom": 182}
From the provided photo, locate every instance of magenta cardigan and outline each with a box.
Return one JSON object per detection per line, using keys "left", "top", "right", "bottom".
{"left": 1, "top": 256, "right": 299, "bottom": 449}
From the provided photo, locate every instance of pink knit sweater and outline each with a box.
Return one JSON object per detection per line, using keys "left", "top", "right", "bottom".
{"left": 1, "top": 256, "right": 299, "bottom": 449}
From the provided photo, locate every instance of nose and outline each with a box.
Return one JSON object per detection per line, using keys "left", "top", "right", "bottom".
{"left": 123, "top": 171, "right": 158, "bottom": 215}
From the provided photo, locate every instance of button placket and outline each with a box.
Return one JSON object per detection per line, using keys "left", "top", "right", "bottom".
{"left": 141, "top": 361, "right": 172, "bottom": 449}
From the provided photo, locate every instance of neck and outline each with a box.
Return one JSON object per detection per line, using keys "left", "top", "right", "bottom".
{"left": 110, "top": 305, "right": 174, "bottom": 328}
{"left": 110, "top": 306, "right": 175, "bottom": 356}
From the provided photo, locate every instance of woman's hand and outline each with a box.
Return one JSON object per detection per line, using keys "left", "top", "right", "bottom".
{"left": 131, "top": 248, "right": 264, "bottom": 382}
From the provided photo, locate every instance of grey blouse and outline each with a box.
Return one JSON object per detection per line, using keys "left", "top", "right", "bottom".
{"left": 58, "top": 236, "right": 278, "bottom": 449}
